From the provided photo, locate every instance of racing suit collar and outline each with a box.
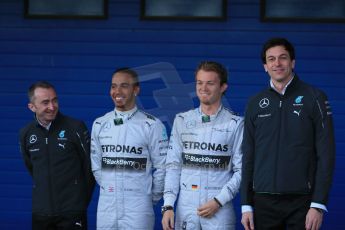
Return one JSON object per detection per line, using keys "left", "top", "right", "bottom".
{"left": 198, "top": 104, "right": 223, "bottom": 122}
{"left": 114, "top": 106, "right": 138, "bottom": 121}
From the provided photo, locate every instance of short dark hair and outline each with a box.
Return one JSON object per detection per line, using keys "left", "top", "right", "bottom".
{"left": 195, "top": 61, "right": 228, "bottom": 85}
{"left": 113, "top": 67, "right": 139, "bottom": 87}
{"left": 261, "top": 38, "right": 295, "bottom": 64}
{"left": 28, "top": 81, "right": 56, "bottom": 102}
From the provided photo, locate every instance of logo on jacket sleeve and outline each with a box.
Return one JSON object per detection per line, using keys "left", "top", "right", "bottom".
{"left": 295, "top": 96, "right": 304, "bottom": 104}
{"left": 293, "top": 96, "right": 304, "bottom": 107}
{"left": 59, "top": 130, "right": 65, "bottom": 138}
{"left": 293, "top": 110, "right": 301, "bottom": 116}
{"left": 259, "top": 98, "right": 269, "bottom": 108}
{"left": 29, "top": 135, "right": 37, "bottom": 144}
{"left": 58, "top": 130, "right": 67, "bottom": 141}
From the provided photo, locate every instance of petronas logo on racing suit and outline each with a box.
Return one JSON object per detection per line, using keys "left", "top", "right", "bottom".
{"left": 101, "top": 145, "right": 143, "bottom": 154}
{"left": 182, "top": 141, "right": 228, "bottom": 152}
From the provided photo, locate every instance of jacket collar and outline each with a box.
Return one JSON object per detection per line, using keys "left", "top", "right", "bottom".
{"left": 268, "top": 74, "right": 300, "bottom": 96}
{"left": 34, "top": 112, "right": 62, "bottom": 130}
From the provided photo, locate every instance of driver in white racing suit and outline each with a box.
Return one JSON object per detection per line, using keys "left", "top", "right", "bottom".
{"left": 162, "top": 61, "right": 243, "bottom": 230}
{"left": 91, "top": 68, "right": 168, "bottom": 229}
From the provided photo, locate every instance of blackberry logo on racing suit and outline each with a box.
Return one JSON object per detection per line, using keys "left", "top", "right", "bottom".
{"left": 182, "top": 141, "right": 228, "bottom": 152}
{"left": 101, "top": 145, "right": 143, "bottom": 154}
{"left": 182, "top": 153, "right": 230, "bottom": 169}
{"left": 102, "top": 157, "right": 147, "bottom": 170}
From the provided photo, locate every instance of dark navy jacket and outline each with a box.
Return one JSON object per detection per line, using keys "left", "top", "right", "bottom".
{"left": 241, "top": 76, "right": 335, "bottom": 206}
{"left": 19, "top": 112, "right": 95, "bottom": 215}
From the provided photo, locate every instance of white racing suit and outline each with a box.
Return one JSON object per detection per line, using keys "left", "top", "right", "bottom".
{"left": 91, "top": 106, "right": 168, "bottom": 229}
{"left": 164, "top": 106, "right": 243, "bottom": 230}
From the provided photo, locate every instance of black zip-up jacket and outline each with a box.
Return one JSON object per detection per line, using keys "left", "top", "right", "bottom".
{"left": 19, "top": 112, "right": 95, "bottom": 215}
{"left": 241, "top": 76, "right": 335, "bottom": 206}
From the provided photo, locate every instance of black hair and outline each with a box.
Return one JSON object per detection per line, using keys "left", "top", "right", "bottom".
{"left": 28, "top": 81, "right": 56, "bottom": 102}
{"left": 113, "top": 67, "right": 139, "bottom": 87}
{"left": 261, "top": 37, "right": 295, "bottom": 64}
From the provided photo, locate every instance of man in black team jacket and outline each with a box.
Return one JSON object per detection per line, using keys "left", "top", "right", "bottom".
{"left": 19, "top": 81, "right": 95, "bottom": 230}
{"left": 241, "top": 38, "right": 335, "bottom": 230}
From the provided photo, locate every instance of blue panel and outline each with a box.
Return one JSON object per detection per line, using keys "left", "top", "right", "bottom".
{"left": 0, "top": 0, "right": 345, "bottom": 229}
